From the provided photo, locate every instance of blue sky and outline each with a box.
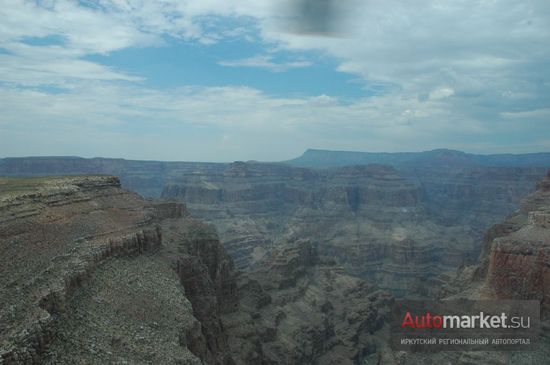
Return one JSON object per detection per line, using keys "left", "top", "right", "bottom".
{"left": 0, "top": 0, "right": 549, "bottom": 162}
{"left": 86, "top": 39, "right": 366, "bottom": 98}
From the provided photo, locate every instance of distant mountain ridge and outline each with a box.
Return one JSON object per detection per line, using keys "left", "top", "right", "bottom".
{"left": 285, "top": 148, "right": 550, "bottom": 168}
{"left": 2, "top": 149, "right": 550, "bottom": 198}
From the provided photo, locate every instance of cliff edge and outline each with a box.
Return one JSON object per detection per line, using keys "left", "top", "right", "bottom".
{"left": 0, "top": 176, "right": 236, "bottom": 364}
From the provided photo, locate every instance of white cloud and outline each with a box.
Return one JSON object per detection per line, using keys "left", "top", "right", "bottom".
{"left": 0, "top": 44, "right": 142, "bottom": 86}
{"left": 429, "top": 87, "right": 455, "bottom": 101}
{"left": 0, "top": 0, "right": 549, "bottom": 159}
{"left": 218, "top": 55, "right": 311, "bottom": 72}
{"left": 500, "top": 108, "right": 550, "bottom": 119}
{"left": 0, "top": 80, "right": 497, "bottom": 161}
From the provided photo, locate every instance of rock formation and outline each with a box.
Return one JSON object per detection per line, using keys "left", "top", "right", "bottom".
{"left": 0, "top": 175, "right": 392, "bottom": 365}
{"left": 402, "top": 170, "right": 550, "bottom": 364}
{"left": 160, "top": 161, "right": 546, "bottom": 296}
{"left": 0, "top": 176, "right": 235, "bottom": 364}
{"left": 0, "top": 157, "right": 226, "bottom": 198}
{"left": 1, "top": 161, "right": 549, "bottom": 364}
{"left": 223, "top": 239, "right": 392, "bottom": 365}
{"left": 1, "top": 153, "right": 546, "bottom": 297}
{"left": 436, "top": 171, "right": 550, "bottom": 323}
{"left": 477, "top": 170, "right": 550, "bottom": 322}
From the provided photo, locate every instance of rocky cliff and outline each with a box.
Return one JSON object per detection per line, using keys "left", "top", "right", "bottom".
{"left": 0, "top": 175, "right": 395, "bottom": 365}
{"left": 0, "top": 175, "right": 236, "bottom": 364}
{"left": 161, "top": 161, "right": 545, "bottom": 295}
{"left": 478, "top": 171, "right": 550, "bottom": 322}
{"left": 223, "top": 239, "right": 392, "bottom": 365}
{"left": 1, "top": 154, "right": 547, "bottom": 297}
{"left": 390, "top": 171, "right": 550, "bottom": 364}
{"left": 403, "top": 165, "right": 546, "bottom": 232}
{"left": 436, "top": 171, "right": 550, "bottom": 307}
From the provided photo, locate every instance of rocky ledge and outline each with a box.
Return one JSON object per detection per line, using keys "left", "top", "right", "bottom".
{"left": 0, "top": 176, "right": 236, "bottom": 364}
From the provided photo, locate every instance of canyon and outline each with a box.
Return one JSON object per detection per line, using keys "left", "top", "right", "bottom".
{"left": 2, "top": 150, "right": 548, "bottom": 295}
{"left": 0, "top": 175, "right": 392, "bottom": 364}
{"left": 160, "top": 158, "right": 547, "bottom": 295}
{"left": 1, "top": 150, "right": 549, "bottom": 364}
{"left": 400, "top": 170, "right": 550, "bottom": 364}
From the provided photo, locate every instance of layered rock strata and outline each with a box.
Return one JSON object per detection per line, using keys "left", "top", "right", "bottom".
{"left": 481, "top": 171, "right": 550, "bottom": 321}
{"left": 223, "top": 240, "right": 392, "bottom": 365}
{"left": 0, "top": 175, "right": 393, "bottom": 365}
{"left": 1, "top": 155, "right": 546, "bottom": 297}
{"left": 161, "top": 162, "right": 494, "bottom": 294}
{"left": 404, "top": 171, "right": 550, "bottom": 364}
{"left": 0, "top": 176, "right": 236, "bottom": 364}
{"left": 0, "top": 157, "right": 226, "bottom": 198}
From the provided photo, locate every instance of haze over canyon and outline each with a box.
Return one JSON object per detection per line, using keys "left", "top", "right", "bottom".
{"left": 1, "top": 149, "right": 549, "bottom": 364}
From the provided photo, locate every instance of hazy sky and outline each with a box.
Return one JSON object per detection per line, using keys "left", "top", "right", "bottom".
{"left": 1, "top": 1, "right": 549, "bottom": 162}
